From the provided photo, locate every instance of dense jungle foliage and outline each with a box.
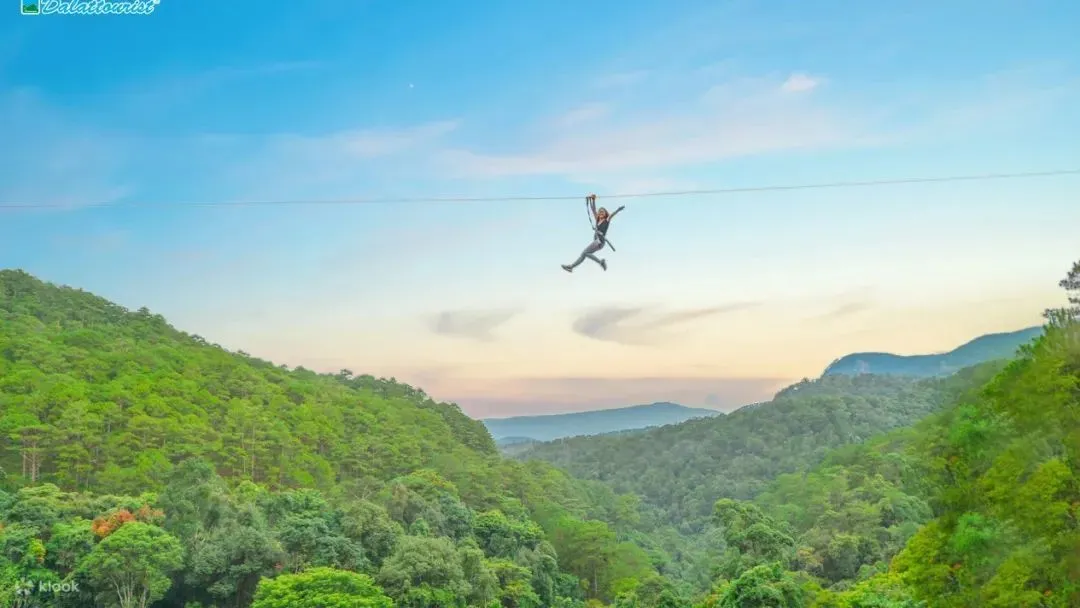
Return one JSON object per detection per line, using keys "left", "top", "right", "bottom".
{"left": 0, "top": 258, "right": 1076, "bottom": 607}
{"left": 512, "top": 373, "right": 952, "bottom": 533}
{"left": 0, "top": 269, "right": 662, "bottom": 607}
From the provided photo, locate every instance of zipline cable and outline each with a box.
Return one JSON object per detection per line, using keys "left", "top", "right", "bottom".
{"left": 1, "top": 168, "right": 1077, "bottom": 211}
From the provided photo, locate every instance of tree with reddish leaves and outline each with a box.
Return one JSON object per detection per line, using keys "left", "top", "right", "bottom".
{"left": 91, "top": 505, "right": 166, "bottom": 539}
{"left": 92, "top": 509, "right": 136, "bottom": 538}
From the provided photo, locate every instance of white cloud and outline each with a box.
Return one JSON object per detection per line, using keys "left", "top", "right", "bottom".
{"left": 555, "top": 103, "right": 610, "bottom": 128}
{"left": 0, "top": 89, "right": 134, "bottom": 207}
{"left": 920, "top": 65, "right": 1078, "bottom": 134}
{"left": 781, "top": 73, "right": 821, "bottom": 93}
{"left": 275, "top": 120, "right": 460, "bottom": 160}
{"left": 437, "top": 74, "right": 862, "bottom": 179}
{"left": 572, "top": 304, "right": 762, "bottom": 346}
{"left": 9, "top": 59, "right": 1071, "bottom": 211}
{"left": 430, "top": 309, "right": 519, "bottom": 342}
{"left": 116, "top": 61, "right": 326, "bottom": 111}
{"left": 0, "top": 82, "right": 461, "bottom": 208}
{"left": 435, "top": 64, "right": 1076, "bottom": 183}
{"left": 211, "top": 120, "right": 461, "bottom": 198}
{"left": 856, "top": 63, "right": 1080, "bottom": 146}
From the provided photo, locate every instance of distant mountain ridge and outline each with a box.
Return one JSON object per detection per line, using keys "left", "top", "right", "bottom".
{"left": 822, "top": 326, "right": 1043, "bottom": 378}
{"left": 482, "top": 402, "right": 722, "bottom": 442}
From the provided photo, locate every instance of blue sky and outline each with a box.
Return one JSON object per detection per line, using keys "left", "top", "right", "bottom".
{"left": 1, "top": 0, "right": 1078, "bottom": 417}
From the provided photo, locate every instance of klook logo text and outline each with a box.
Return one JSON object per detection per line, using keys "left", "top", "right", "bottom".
{"left": 12, "top": 578, "right": 79, "bottom": 595}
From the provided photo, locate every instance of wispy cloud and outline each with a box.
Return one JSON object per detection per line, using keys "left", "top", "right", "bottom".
{"left": 555, "top": 103, "right": 610, "bottom": 128}
{"left": 322, "top": 206, "right": 539, "bottom": 268}
{"left": 0, "top": 89, "right": 134, "bottom": 207}
{"left": 946, "top": 67, "right": 1077, "bottom": 130}
{"left": 572, "top": 303, "right": 760, "bottom": 345}
{"left": 867, "top": 63, "right": 1079, "bottom": 144}
{"left": 594, "top": 70, "right": 650, "bottom": 89}
{"left": 430, "top": 309, "right": 519, "bottom": 342}
{"left": 817, "top": 301, "right": 874, "bottom": 320}
{"left": 49, "top": 230, "right": 129, "bottom": 253}
{"left": 781, "top": 73, "right": 822, "bottom": 93}
{"left": 215, "top": 120, "right": 461, "bottom": 198}
{"left": 438, "top": 74, "right": 864, "bottom": 179}
{"left": 437, "top": 61, "right": 1075, "bottom": 185}
{"left": 811, "top": 287, "right": 876, "bottom": 321}
{"left": 119, "top": 60, "right": 326, "bottom": 109}
{"left": 0, "top": 112, "right": 460, "bottom": 208}
{"left": 272, "top": 120, "right": 460, "bottom": 160}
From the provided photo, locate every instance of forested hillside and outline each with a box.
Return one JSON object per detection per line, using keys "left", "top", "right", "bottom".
{"left": 0, "top": 258, "right": 1076, "bottom": 608}
{"left": 512, "top": 374, "right": 953, "bottom": 532}
{"left": 821, "top": 326, "right": 1042, "bottom": 377}
{"left": 693, "top": 297, "right": 1080, "bottom": 607}
{"left": 0, "top": 269, "right": 670, "bottom": 607}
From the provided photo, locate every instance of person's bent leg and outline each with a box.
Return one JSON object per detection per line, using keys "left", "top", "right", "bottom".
{"left": 584, "top": 240, "right": 605, "bottom": 267}
{"left": 567, "top": 240, "right": 602, "bottom": 269}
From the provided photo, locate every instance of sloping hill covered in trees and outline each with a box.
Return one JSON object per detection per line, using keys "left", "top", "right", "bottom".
{"left": 821, "top": 326, "right": 1043, "bottom": 378}
{"left": 0, "top": 268, "right": 498, "bottom": 494}
{"left": 1, "top": 261, "right": 1076, "bottom": 608}
{"left": 533, "top": 260, "right": 1080, "bottom": 607}
{"left": 0, "top": 269, "right": 672, "bottom": 607}
{"left": 693, "top": 316, "right": 1080, "bottom": 607}
{"left": 511, "top": 374, "right": 956, "bottom": 532}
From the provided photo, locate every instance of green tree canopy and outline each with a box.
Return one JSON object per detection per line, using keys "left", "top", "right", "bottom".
{"left": 251, "top": 567, "right": 393, "bottom": 608}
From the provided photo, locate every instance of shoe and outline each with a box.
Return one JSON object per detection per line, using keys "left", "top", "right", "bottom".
{"left": 599, "top": 259, "right": 607, "bottom": 271}
{"left": 561, "top": 264, "right": 573, "bottom": 272}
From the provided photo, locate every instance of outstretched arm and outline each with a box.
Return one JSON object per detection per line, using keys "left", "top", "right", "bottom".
{"left": 610, "top": 205, "right": 626, "bottom": 219}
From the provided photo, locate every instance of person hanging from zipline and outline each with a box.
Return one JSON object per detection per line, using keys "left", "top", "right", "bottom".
{"left": 562, "top": 194, "right": 625, "bottom": 273}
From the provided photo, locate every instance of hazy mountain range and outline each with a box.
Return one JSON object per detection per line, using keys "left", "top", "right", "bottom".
{"left": 482, "top": 402, "right": 721, "bottom": 444}
{"left": 822, "top": 326, "right": 1042, "bottom": 377}
{"left": 484, "top": 326, "right": 1042, "bottom": 443}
